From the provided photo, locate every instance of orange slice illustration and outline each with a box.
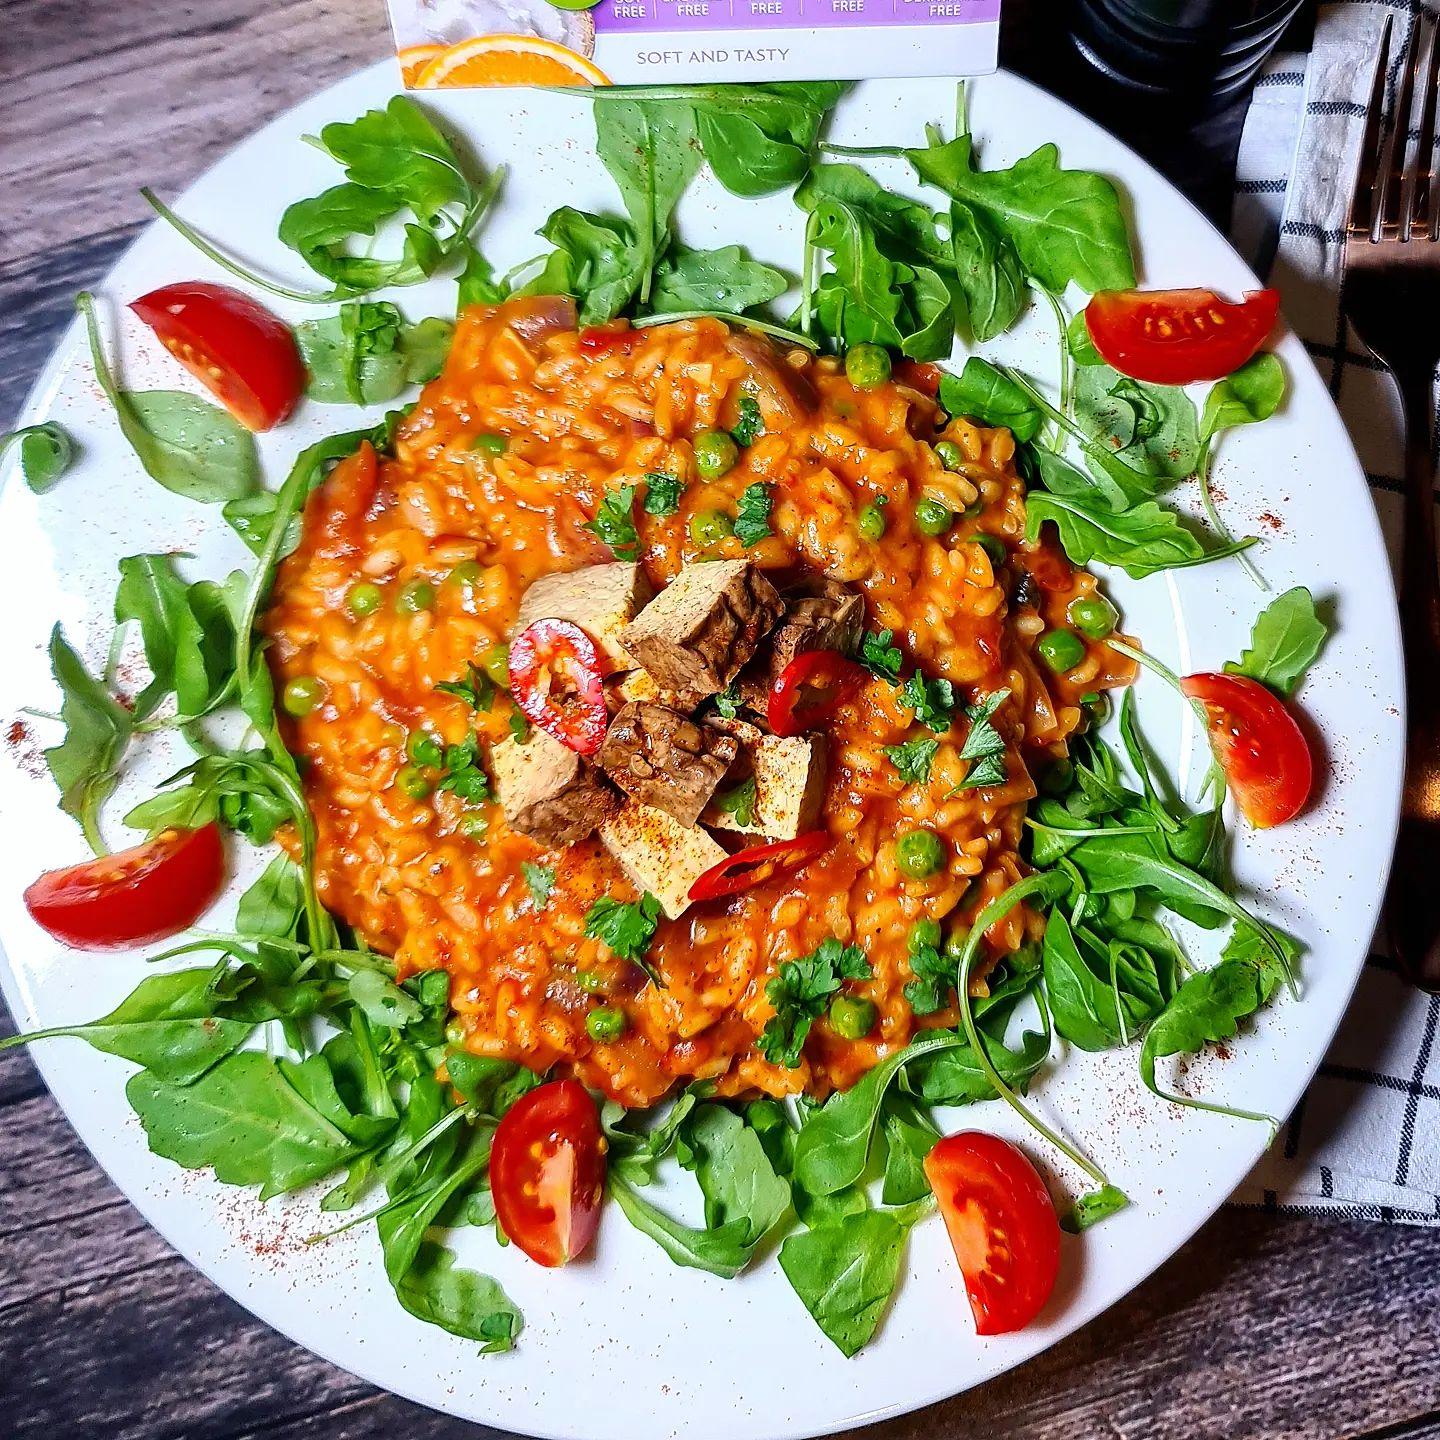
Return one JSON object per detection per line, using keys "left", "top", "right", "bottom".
{"left": 415, "top": 34, "right": 609, "bottom": 89}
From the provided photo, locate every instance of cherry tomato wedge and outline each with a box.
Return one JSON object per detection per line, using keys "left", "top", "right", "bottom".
{"left": 689, "top": 830, "right": 832, "bottom": 902}
{"left": 1180, "top": 671, "right": 1313, "bottom": 828}
{"left": 894, "top": 359, "right": 942, "bottom": 397}
{"left": 131, "top": 282, "right": 305, "bottom": 431}
{"left": 1083, "top": 287, "right": 1279, "bottom": 386}
{"left": 490, "top": 1078, "right": 606, "bottom": 1267}
{"left": 578, "top": 322, "right": 640, "bottom": 356}
{"left": 24, "top": 824, "right": 226, "bottom": 950}
{"left": 768, "top": 650, "right": 866, "bottom": 737}
{"left": 508, "top": 618, "right": 609, "bottom": 756}
{"left": 925, "top": 1131, "right": 1061, "bottom": 1336}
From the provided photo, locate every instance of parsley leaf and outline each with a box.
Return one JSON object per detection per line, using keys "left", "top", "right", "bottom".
{"left": 900, "top": 673, "right": 956, "bottom": 732}
{"left": 713, "top": 778, "right": 757, "bottom": 827}
{"left": 585, "top": 893, "right": 663, "bottom": 984}
{"left": 955, "top": 687, "right": 1010, "bottom": 791}
{"left": 522, "top": 862, "right": 556, "bottom": 910}
{"left": 507, "top": 710, "right": 531, "bottom": 741}
{"left": 859, "top": 629, "right": 903, "bottom": 682}
{"left": 435, "top": 662, "right": 495, "bottom": 712}
{"left": 436, "top": 735, "right": 491, "bottom": 804}
{"left": 881, "top": 736, "right": 938, "bottom": 785}
{"left": 734, "top": 482, "right": 774, "bottom": 548}
{"left": 643, "top": 471, "right": 684, "bottom": 517}
{"left": 902, "top": 927, "right": 956, "bottom": 1016}
{"left": 586, "top": 483, "right": 640, "bottom": 560}
{"left": 712, "top": 680, "right": 743, "bottom": 719}
{"left": 758, "top": 936, "right": 872, "bottom": 1069}
{"left": 732, "top": 396, "right": 765, "bottom": 447}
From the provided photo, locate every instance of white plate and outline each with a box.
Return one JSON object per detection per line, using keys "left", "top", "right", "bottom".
{"left": 0, "top": 63, "right": 1405, "bottom": 1440}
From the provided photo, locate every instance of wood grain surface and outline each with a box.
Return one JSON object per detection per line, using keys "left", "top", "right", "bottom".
{"left": 2, "top": 3, "right": 1437, "bottom": 1438}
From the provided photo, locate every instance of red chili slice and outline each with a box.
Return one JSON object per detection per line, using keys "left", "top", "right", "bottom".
{"left": 689, "top": 831, "right": 833, "bottom": 902}
{"left": 578, "top": 323, "right": 640, "bottom": 356}
{"left": 768, "top": 650, "right": 866, "bottom": 737}
{"left": 508, "top": 619, "right": 608, "bottom": 756}
{"left": 895, "top": 360, "right": 943, "bottom": 398}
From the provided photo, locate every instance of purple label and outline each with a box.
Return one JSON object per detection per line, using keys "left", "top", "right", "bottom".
{"left": 595, "top": 0, "right": 998, "bottom": 33}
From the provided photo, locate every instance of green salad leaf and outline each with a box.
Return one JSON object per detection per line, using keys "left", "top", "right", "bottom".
{"left": 1226, "top": 586, "right": 1328, "bottom": 696}
{"left": 1, "top": 422, "right": 75, "bottom": 493}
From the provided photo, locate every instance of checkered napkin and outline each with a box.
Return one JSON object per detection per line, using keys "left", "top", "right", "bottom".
{"left": 1227, "top": 0, "right": 1440, "bottom": 1224}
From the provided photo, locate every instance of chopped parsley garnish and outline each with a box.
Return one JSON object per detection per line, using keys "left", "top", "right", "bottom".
{"left": 642, "top": 471, "right": 684, "bottom": 518}
{"left": 584, "top": 893, "right": 663, "bottom": 985}
{"left": 436, "top": 662, "right": 495, "bottom": 712}
{"left": 881, "top": 735, "right": 939, "bottom": 785}
{"left": 522, "top": 861, "right": 556, "bottom": 910}
{"left": 731, "top": 395, "right": 764, "bottom": 447}
{"left": 437, "top": 735, "right": 491, "bottom": 803}
{"left": 859, "top": 628, "right": 903, "bottom": 682}
{"left": 903, "top": 925, "right": 956, "bottom": 1016}
{"left": 954, "top": 687, "right": 1011, "bottom": 791}
{"left": 758, "top": 936, "right": 872, "bottom": 1069}
{"left": 507, "top": 710, "right": 531, "bottom": 741}
{"left": 900, "top": 673, "right": 956, "bottom": 732}
{"left": 734, "top": 482, "right": 774, "bottom": 548}
{"left": 712, "top": 679, "right": 743, "bottom": 719}
{"left": 713, "top": 777, "right": 757, "bottom": 827}
{"left": 586, "top": 483, "right": 640, "bottom": 559}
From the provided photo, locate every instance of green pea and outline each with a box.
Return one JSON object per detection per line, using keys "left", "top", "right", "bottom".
{"left": 689, "top": 509, "right": 735, "bottom": 548}
{"left": 934, "top": 439, "right": 965, "bottom": 471}
{"left": 471, "top": 432, "right": 508, "bottom": 456}
{"left": 457, "top": 811, "right": 489, "bottom": 840}
{"left": 406, "top": 729, "right": 443, "bottom": 767}
{"left": 1086, "top": 693, "right": 1113, "bottom": 727}
{"left": 909, "top": 918, "right": 943, "bottom": 951}
{"left": 943, "top": 926, "right": 971, "bottom": 961}
{"left": 445, "top": 1018, "right": 467, "bottom": 1045}
{"left": 395, "top": 765, "right": 433, "bottom": 800}
{"left": 1040, "top": 757, "right": 1074, "bottom": 795}
{"left": 895, "top": 828, "right": 946, "bottom": 878}
{"left": 1037, "top": 628, "right": 1086, "bottom": 675}
{"left": 480, "top": 642, "right": 511, "bottom": 688}
{"left": 914, "top": 498, "right": 954, "bottom": 536}
{"left": 446, "top": 560, "right": 482, "bottom": 588}
{"left": 828, "top": 993, "right": 878, "bottom": 1040}
{"left": 586, "top": 1005, "right": 628, "bottom": 1043}
{"left": 1068, "top": 594, "right": 1119, "bottom": 640}
{"left": 346, "top": 582, "right": 384, "bottom": 618}
{"left": 281, "top": 676, "right": 325, "bottom": 717}
{"left": 693, "top": 429, "right": 739, "bottom": 481}
{"left": 857, "top": 501, "right": 888, "bottom": 541}
{"left": 844, "top": 343, "right": 893, "bottom": 391}
{"left": 974, "top": 533, "right": 1007, "bottom": 568}
{"left": 575, "top": 968, "right": 607, "bottom": 995}
{"left": 396, "top": 579, "right": 436, "bottom": 614}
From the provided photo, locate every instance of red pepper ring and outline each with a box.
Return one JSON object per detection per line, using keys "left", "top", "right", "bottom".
{"left": 578, "top": 322, "right": 639, "bottom": 356}
{"left": 768, "top": 650, "right": 867, "bottom": 737}
{"left": 689, "top": 831, "right": 833, "bottom": 903}
{"left": 508, "top": 618, "right": 609, "bottom": 756}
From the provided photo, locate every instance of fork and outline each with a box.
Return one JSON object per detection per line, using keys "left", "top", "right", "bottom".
{"left": 1346, "top": 11, "right": 1440, "bottom": 991}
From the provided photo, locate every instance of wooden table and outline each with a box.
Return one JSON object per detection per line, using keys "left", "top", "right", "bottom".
{"left": 3, "top": 3, "right": 1437, "bottom": 1437}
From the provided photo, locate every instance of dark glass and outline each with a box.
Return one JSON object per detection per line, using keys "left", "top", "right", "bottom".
{"left": 1067, "top": 0, "right": 1309, "bottom": 114}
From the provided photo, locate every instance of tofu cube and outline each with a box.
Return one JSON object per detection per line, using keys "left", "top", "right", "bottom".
{"left": 491, "top": 727, "right": 617, "bottom": 846}
{"left": 599, "top": 801, "right": 729, "bottom": 920}
{"left": 618, "top": 560, "right": 782, "bottom": 696}
{"left": 703, "top": 729, "right": 827, "bottom": 841}
{"left": 516, "top": 562, "right": 653, "bottom": 674}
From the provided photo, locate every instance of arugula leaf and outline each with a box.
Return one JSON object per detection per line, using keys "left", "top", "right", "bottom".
{"left": 859, "top": 628, "right": 903, "bottom": 681}
{"left": 688, "top": 82, "right": 846, "bottom": 195}
{"left": 758, "top": 936, "right": 871, "bottom": 1069}
{"left": 525, "top": 207, "right": 644, "bottom": 325}
{"left": 1221, "top": 920, "right": 1303, "bottom": 1005}
{"left": 899, "top": 673, "right": 955, "bottom": 732}
{"left": 681, "top": 1103, "right": 791, "bottom": 1244}
{"left": 906, "top": 135, "right": 1135, "bottom": 293}
{"left": 1041, "top": 910, "right": 1171, "bottom": 1051}
{"left": 522, "top": 861, "right": 556, "bottom": 909}
{"left": 1025, "top": 491, "right": 1256, "bottom": 580}
{"left": 585, "top": 893, "right": 663, "bottom": 982}
{"left": 878, "top": 1096, "right": 937, "bottom": 1205}
{"left": 297, "top": 302, "right": 453, "bottom": 405}
{"left": 1066, "top": 309, "right": 1104, "bottom": 366}
{"left": 445, "top": 1052, "right": 544, "bottom": 1117}
{"left": 348, "top": 970, "right": 425, "bottom": 1030}
{"left": 1060, "top": 1183, "right": 1131, "bottom": 1232}
{"left": 1074, "top": 365, "right": 1199, "bottom": 483}
{"left": 457, "top": 241, "right": 510, "bottom": 308}
{"left": 1200, "top": 352, "right": 1286, "bottom": 444}
{"left": 586, "top": 483, "right": 641, "bottom": 560}
{"left": 939, "top": 359, "right": 1043, "bottom": 442}
{"left": 1225, "top": 587, "right": 1328, "bottom": 697}
{"left": 731, "top": 395, "right": 765, "bottom": 448}
{"left": 608, "top": 1170, "right": 758, "bottom": 1278}
{"left": 734, "top": 482, "right": 774, "bottom": 547}
{"left": 949, "top": 202, "right": 1026, "bottom": 342}
{"left": 651, "top": 245, "right": 787, "bottom": 315}
{"left": 882, "top": 736, "right": 938, "bottom": 785}
{"left": 593, "top": 99, "right": 702, "bottom": 306}
{"left": 642, "top": 471, "right": 684, "bottom": 517}
{"left": 391, "top": 1240, "right": 522, "bottom": 1352}
{"left": 713, "top": 777, "right": 758, "bottom": 826}
{"left": 955, "top": 686, "right": 1010, "bottom": 790}
{"left": 779, "top": 1206, "right": 919, "bottom": 1357}
{"left": 79, "top": 292, "right": 259, "bottom": 504}
{"left": 1, "top": 421, "right": 74, "bottom": 493}
{"left": 42, "top": 627, "right": 133, "bottom": 853}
